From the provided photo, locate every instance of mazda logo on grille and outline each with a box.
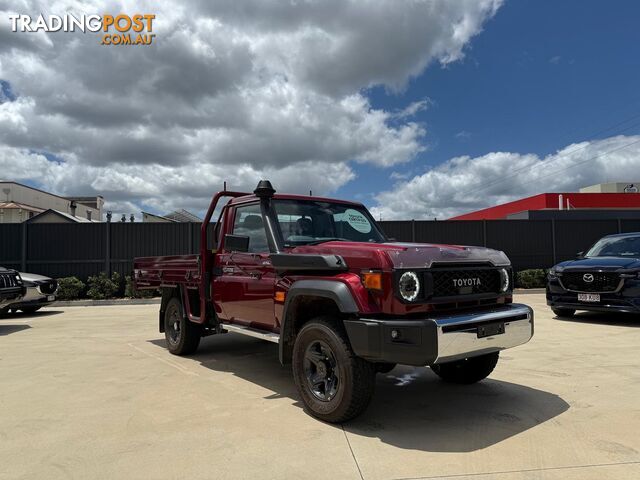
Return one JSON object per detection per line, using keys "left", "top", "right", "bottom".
{"left": 583, "top": 273, "right": 594, "bottom": 283}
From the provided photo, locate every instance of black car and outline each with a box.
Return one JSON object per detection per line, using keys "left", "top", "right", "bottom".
{"left": 547, "top": 232, "right": 640, "bottom": 316}
{"left": 0, "top": 267, "right": 25, "bottom": 310}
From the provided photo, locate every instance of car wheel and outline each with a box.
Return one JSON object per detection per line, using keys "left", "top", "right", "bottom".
{"left": 292, "top": 317, "right": 376, "bottom": 423}
{"left": 552, "top": 308, "right": 575, "bottom": 318}
{"left": 20, "top": 306, "right": 42, "bottom": 314}
{"left": 164, "top": 296, "right": 202, "bottom": 355}
{"left": 431, "top": 352, "right": 499, "bottom": 384}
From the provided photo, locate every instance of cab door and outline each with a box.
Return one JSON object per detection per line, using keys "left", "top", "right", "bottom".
{"left": 215, "top": 203, "right": 278, "bottom": 332}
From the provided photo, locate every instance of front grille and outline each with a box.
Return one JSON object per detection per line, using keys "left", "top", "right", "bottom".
{"left": 432, "top": 268, "right": 501, "bottom": 297}
{"left": 38, "top": 280, "right": 58, "bottom": 295}
{"left": 560, "top": 271, "right": 621, "bottom": 292}
{"left": 0, "top": 272, "right": 18, "bottom": 289}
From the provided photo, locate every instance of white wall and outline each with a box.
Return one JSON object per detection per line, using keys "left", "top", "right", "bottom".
{"left": 0, "top": 182, "right": 101, "bottom": 222}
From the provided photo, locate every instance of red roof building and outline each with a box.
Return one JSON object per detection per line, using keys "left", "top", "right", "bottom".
{"left": 451, "top": 192, "right": 640, "bottom": 220}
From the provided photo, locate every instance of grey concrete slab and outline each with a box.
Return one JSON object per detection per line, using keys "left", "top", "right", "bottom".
{"left": 0, "top": 295, "right": 639, "bottom": 480}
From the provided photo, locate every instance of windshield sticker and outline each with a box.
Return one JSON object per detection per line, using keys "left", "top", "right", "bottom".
{"left": 344, "top": 209, "right": 371, "bottom": 233}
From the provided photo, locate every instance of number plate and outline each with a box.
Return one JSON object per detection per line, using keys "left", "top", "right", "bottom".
{"left": 47, "top": 295, "right": 55, "bottom": 301}
{"left": 578, "top": 293, "right": 600, "bottom": 302}
{"left": 477, "top": 322, "right": 505, "bottom": 338}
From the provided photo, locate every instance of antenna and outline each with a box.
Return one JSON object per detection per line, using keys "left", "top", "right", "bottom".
{"left": 223, "top": 181, "right": 227, "bottom": 191}
{"left": 309, "top": 190, "right": 312, "bottom": 196}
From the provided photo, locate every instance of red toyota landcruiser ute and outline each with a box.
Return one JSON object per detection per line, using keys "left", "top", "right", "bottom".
{"left": 134, "top": 181, "right": 534, "bottom": 422}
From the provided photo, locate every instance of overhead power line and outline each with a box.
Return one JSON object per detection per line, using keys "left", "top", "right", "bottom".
{"left": 471, "top": 115, "right": 640, "bottom": 196}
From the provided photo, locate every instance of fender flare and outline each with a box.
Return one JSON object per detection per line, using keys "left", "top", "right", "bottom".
{"left": 278, "top": 279, "right": 359, "bottom": 364}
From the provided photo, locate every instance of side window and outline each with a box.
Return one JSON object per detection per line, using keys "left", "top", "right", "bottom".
{"left": 232, "top": 204, "right": 269, "bottom": 253}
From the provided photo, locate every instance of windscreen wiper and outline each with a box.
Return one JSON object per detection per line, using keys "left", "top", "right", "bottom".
{"left": 305, "top": 237, "right": 349, "bottom": 245}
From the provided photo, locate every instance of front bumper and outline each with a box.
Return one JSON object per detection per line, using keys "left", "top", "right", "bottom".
{"left": 0, "top": 287, "right": 26, "bottom": 309}
{"left": 547, "top": 278, "right": 640, "bottom": 313}
{"left": 6, "top": 285, "right": 56, "bottom": 310}
{"left": 344, "top": 303, "right": 533, "bottom": 366}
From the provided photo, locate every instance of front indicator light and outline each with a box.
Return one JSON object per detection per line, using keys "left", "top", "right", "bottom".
{"left": 362, "top": 272, "right": 383, "bottom": 291}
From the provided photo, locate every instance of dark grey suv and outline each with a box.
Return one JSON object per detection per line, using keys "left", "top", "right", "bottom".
{"left": 547, "top": 232, "right": 640, "bottom": 316}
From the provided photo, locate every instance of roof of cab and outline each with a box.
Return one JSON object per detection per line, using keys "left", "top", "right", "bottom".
{"left": 227, "top": 193, "right": 363, "bottom": 207}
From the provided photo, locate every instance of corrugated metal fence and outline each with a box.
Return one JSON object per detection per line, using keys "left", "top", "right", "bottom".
{"left": 1, "top": 219, "right": 639, "bottom": 279}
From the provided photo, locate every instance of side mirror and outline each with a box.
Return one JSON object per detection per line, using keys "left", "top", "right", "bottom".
{"left": 576, "top": 251, "right": 584, "bottom": 259}
{"left": 225, "top": 234, "right": 250, "bottom": 253}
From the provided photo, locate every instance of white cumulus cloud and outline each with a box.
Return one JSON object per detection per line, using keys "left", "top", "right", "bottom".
{"left": 370, "top": 135, "right": 640, "bottom": 220}
{"left": 0, "top": 0, "right": 502, "bottom": 214}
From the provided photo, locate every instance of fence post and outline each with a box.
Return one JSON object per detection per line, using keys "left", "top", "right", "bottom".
{"left": 551, "top": 219, "right": 557, "bottom": 265}
{"left": 105, "top": 221, "right": 111, "bottom": 274}
{"left": 21, "top": 222, "right": 27, "bottom": 271}
{"left": 411, "top": 219, "right": 416, "bottom": 242}
{"left": 482, "top": 220, "right": 487, "bottom": 247}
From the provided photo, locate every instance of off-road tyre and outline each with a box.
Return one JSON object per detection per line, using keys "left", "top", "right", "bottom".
{"left": 431, "top": 351, "right": 499, "bottom": 384}
{"left": 164, "top": 296, "right": 202, "bottom": 355}
{"left": 292, "top": 317, "right": 376, "bottom": 423}
{"left": 20, "top": 306, "right": 42, "bottom": 314}
{"left": 552, "top": 308, "right": 575, "bottom": 318}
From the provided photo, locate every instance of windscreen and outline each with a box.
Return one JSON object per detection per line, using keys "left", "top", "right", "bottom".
{"left": 273, "top": 199, "right": 386, "bottom": 246}
{"left": 586, "top": 235, "right": 640, "bottom": 258}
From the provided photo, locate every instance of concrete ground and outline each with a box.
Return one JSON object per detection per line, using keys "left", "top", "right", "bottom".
{"left": 1, "top": 294, "right": 639, "bottom": 480}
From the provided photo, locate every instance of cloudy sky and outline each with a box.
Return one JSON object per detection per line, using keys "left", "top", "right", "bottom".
{"left": 1, "top": 0, "right": 640, "bottom": 220}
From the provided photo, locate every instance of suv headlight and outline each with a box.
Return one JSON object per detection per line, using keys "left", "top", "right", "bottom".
{"left": 499, "top": 268, "right": 510, "bottom": 292}
{"left": 398, "top": 271, "right": 420, "bottom": 301}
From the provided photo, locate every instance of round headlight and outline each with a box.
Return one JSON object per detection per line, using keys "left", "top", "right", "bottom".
{"left": 499, "top": 268, "right": 510, "bottom": 292}
{"left": 398, "top": 271, "right": 420, "bottom": 301}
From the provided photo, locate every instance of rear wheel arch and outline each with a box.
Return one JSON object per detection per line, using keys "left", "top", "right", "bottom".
{"left": 279, "top": 280, "right": 359, "bottom": 365}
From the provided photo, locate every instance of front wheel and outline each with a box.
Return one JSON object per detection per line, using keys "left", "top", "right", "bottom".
{"left": 552, "top": 307, "right": 575, "bottom": 318}
{"left": 164, "top": 297, "right": 202, "bottom": 355}
{"left": 431, "top": 352, "right": 499, "bottom": 384}
{"left": 292, "top": 318, "right": 376, "bottom": 423}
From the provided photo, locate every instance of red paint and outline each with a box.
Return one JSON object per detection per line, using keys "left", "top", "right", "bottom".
{"left": 451, "top": 193, "right": 640, "bottom": 220}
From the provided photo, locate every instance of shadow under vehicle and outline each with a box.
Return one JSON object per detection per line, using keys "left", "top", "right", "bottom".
{"left": 149, "top": 333, "right": 568, "bottom": 452}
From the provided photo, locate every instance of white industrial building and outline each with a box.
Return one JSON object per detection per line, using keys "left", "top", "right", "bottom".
{"left": 0, "top": 181, "right": 104, "bottom": 223}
